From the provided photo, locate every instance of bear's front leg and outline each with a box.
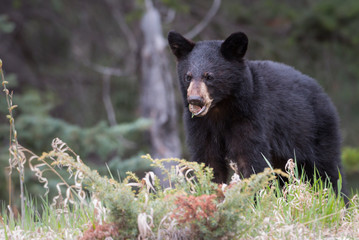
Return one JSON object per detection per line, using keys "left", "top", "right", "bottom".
{"left": 186, "top": 121, "right": 229, "bottom": 183}
{"left": 226, "top": 124, "right": 270, "bottom": 179}
{"left": 189, "top": 138, "right": 229, "bottom": 183}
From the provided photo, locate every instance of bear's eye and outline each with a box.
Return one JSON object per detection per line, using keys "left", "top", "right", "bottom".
{"left": 203, "top": 72, "right": 214, "bottom": 81}
{"left": 185, "top": 73, "right": 192, "bottom": 82}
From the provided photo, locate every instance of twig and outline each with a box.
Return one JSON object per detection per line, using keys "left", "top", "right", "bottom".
{"left": 82, "top": 61, "right": 122, "bottom": 126}
{"left": 1, "top": 59, "right": 25, "bottom": 228}
{"left": 102, "top": 74, "right": 117, "bottom": 126}
{"left": 80, "top": 60, "right": 135, "bottom": 148}
{"left": 184, "top": 0, "right": 222, "bottom": 39}
{"left": 90, "top": 63, "right": 124, "bottom": 77}
{"left": 81, "top": 60, "right": 123, "bottom": 126}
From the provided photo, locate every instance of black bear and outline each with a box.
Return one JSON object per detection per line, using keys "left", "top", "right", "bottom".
{"left": 168, "top": 31, "right": 347, "bottom": 196}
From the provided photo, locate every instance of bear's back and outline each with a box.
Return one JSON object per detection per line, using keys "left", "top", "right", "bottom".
{"left": 248, "top": 60, "right": 340, "bottom": 164}
{"left": 248, "top": 60, "right": 321, "bottom": 94}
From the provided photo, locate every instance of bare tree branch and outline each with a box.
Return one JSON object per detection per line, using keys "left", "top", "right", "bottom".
{"left": 164, "top": 9, "right": 176, "bottom": 24}
{"left": 91, "top": 64, "right": 124, "bottom": 77}
{"left": 101, "top": 72, "right": 135, "bottom": 148}
{"left": 104, "top": 0, "right": 138, "bottom": 74}
{"left": 79, "top": 60, "right": 134, "bottom": 147}
{"left": 102, "top": 74, "right": 117, "bottom": 126}
{"left": 104, "top": 0, "right": 138, "bottom": 52}
{"left": 184, "top": 0, "right": 222, "bottom": 39}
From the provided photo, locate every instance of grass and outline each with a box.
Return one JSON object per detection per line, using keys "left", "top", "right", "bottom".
{"left": 2, "top": 154, "right": 358, "bottom": 239}
{"left": 0, "top": 195, "right": 99, "bottom": 239}
{"left": 1, "top": 59, "right": 358, "bottom": 239}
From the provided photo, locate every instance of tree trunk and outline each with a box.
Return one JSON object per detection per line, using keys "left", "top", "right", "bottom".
{"left": 140, "top": 0, "right": 181, "bottom": 185}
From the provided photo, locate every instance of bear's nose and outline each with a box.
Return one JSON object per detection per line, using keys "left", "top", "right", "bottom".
{"left": 187, "top": 96, "right": 204, "bottom": 106}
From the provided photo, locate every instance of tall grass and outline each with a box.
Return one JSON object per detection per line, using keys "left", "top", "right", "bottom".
{"left": 1, "top": 194, "right": 98, "bottom": 239}
{"left": 1, "top": 59, "right": 26, "bottom": 228}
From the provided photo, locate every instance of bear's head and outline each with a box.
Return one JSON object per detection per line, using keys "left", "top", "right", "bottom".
{"left": 168, "top": 31, "right": 250, "bottom": 117}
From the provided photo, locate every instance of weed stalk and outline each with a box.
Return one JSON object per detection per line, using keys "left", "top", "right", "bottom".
{"left": 1, "top": 59, "right": 25, "bottom": 228}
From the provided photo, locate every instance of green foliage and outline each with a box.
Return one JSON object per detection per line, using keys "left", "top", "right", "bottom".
{"left": 0, "top": 69, "right": 151, "bottom": 209}
{"left": 296, "top": 0, "right": 359, "bottom": 45}
{"left": 1, "top": 194, "right": 96, "bottom": 239}
{"left": 145, "top": 154, "right": 218, "bottom": 196}
{"left": 159, "top": 0, "right": 190, "bottom": 13}
{"left": 10, "top": 89, "right": 151, "bottom": 163}
{"left": 29, "top": 147, "right": 355, "bottom": 239}
{"left": 82, "top": 167, "right": 140, "bottom": 238}
{"left": 38, "top": 140, "right": 141, "bottom": 238}
{"left": 342, "top": 147, "right": 359, "bottom": 174}
{"left": 216, "top": 169, "right": 280, "bottom": 238}
{"left": 0, "top": 15, "right": 15, "bottom": 34}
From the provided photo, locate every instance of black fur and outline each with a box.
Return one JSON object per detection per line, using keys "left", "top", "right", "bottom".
{"left": 168, "top": 31, "right": 347, "bottom": 196}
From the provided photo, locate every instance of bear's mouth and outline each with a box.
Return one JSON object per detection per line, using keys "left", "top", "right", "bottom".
{"left": 189, "top": 104, "right": 207, "bottom": 117}
{"left": 186, "top": 81, "right": 213, "bottom": 117}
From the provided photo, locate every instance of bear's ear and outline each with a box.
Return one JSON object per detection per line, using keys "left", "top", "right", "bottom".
{"left": 220, "top": 32, "right": 248, "bottom": 61}
{"left": 168, "top": 31, "right": 195, "bottom": 59}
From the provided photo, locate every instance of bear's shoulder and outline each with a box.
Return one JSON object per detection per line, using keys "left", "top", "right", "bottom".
{"left": 248, "top": 60, "right": 317, "bottom": 88}
{"left": 248, "top": 60, "right": 299, "bottom": 76}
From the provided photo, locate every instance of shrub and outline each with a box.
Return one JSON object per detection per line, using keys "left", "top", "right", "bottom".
{"left": 342, "top": 147, "right": 359, "bottom": 174}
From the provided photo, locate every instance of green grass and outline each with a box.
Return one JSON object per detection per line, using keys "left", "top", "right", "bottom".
{"left": 0, "top": 156, "right": 357, "bottom": 239}
{"left": 1, "top": 195, "right": 95, "bottom": 239}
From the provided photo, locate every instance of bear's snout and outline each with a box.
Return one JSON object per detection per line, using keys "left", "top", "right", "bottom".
{"left": 187, "top": 96, "right": 204, "bottom": 107}
{"left": 186, "top": 81, "right": 213, "bottom": 117}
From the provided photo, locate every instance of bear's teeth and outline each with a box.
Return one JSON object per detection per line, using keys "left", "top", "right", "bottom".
{"left": 193, "top": 106, "right": 206, "bottom": 116}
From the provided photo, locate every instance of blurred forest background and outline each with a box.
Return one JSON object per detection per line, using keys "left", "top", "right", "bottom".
{"left": 0, "top": 0, "right": 359, "bottom": 204}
